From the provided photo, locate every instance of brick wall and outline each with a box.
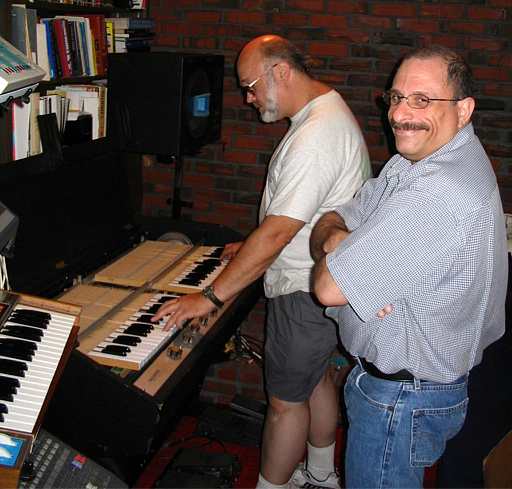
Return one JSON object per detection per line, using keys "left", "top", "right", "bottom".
{"left": 145, "top": 0, "right": 512, "bottom": 231}
{"left": 145, "top": 0, "right": 511, "bottom": 404}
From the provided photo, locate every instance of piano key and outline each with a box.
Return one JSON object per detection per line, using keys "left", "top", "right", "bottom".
{"left": 0, "top": 301, "right": 77, "bottom": 434}
{"left": 88, "top": 291, "right": 180, "bottom": 370}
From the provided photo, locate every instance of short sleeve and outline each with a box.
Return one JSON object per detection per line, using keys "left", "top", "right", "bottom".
{"left": 266, "top": 148, "right": 339, "bottom": 223}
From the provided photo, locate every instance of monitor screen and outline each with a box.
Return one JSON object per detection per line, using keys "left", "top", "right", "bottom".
{"left": 191, "top": 93, "right": 210, "bottom": 118}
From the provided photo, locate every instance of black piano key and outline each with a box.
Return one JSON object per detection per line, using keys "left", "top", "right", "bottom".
{"left": 0, "top": 358, "right": 27, "bottom": 377}
{"left": 0, "top": 338, "right": 36, "bottom": 361}
{"left": 112, "top": 335, "right": 141, "bottom": 346}
{"left": 12, "top": 309, "right": 51, "bottom": 320}
{"left": 144, "top": 304, "right": 161, "bottom": 314}
{"left": 123, "top": 324, "right": 153, "bottom": 336}
{"left": 0, "top": 390, "right": 12, "bottom": 403}
{"left": 136, "top": 314, "right": 154, "bottom": 324}
{"left": 0, "top": 403, "right": 7, "bottom": 414}
{"left": 8, "top": 316, "right": 49, "bottom": 329}
{"left": 101, "top": 344, "right": 130, "bottom": 356}
{"left": 0, "top": 376, "right": 20, "bottom": 389}
{"left": 179, "top": 279, "right": 200, "bottom": 286}
{"left": 2, "top": 325, "right": 43, "bottom": 342}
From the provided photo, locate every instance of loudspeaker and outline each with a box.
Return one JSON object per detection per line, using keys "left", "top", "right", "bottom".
{"left": 107, "top": 52, "right": 224, "bottom": 157}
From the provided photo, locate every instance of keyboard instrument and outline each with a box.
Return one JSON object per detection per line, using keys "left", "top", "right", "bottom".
{"left": 152, "top": 246, "right": 227, "bottom": 294}
{"left": 0, "top": 291, "right": 79, "bottom": 488}
{"left": 85, "top": 291, "right": 180, "bottom": 370}
{"left": 93, "top": 240, "right": 192, "bottom": 288}
{"left": 42, "top": 239, "right": 260, "bottom": 484}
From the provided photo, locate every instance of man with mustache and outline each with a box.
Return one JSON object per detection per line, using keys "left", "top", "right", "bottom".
{"left": 310, "top": 46, "right": 507, "bottom": 488}
{"left": 152, "top": 35, "right": 371, "bottom": 488}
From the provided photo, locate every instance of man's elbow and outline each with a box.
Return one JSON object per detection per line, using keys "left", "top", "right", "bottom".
{"left": 314, "top": 285, "right": 348, "bottom": 306}
{"left": 313, "top": 272, "right": 348, "bottom": 306}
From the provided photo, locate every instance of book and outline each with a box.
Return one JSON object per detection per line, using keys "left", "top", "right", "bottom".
{"left": 52, "top": 18, "right": 72, "bottom": 78}
{"left": 82, "top": 14, "right": 108, "bottom": 75}
{"left": 105, "top": 20, "right": 114, "bottom": 53}
{"left": 41, "top": 19, "right": 57, "bottom": 79}
{"left": 26, "top": 8, "right": 37, "bottom": 62}
{"left": 36, "top": 23, "right": 50, "bottom": 80}
{"left": 10, "top": 4, "right": 28, "bottom": 55}
{"left": 12, "top": 98, "right": 31, "bottom": 160}
{"left": 28, "top": 91, "right": 42, "bottom": 156}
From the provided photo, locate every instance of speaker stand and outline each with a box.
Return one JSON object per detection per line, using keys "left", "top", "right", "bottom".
{"left": 170, "top": 153, "right": 192, "bottom": 219}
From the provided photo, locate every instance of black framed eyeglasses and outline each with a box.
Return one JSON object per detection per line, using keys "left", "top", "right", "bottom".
{"left": 382, "top": 90, "right": 463, "bottom": 109}
{"left": 241, "top": 63, "right": 279, "bottom": 97}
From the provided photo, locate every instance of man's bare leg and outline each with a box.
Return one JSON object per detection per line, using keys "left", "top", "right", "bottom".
{"left": 260, "top": 371, "right": 339, "bottom": 485}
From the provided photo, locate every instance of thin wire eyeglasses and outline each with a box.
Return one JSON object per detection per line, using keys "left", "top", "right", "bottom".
{"left": 382, "top": 90, "right": 463, "bottom": 109}
{"left": 241, "top": 63, "right": 279, "bottom": 97}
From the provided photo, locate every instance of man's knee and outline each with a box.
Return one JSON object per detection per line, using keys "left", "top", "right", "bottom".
{"left": 268, "top": 395, "right": 306, "bottom": 419}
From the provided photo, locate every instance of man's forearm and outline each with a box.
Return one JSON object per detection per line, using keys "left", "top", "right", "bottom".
{"left": 211, "top": 215, "right": 304, "bottom": 302}
{"left": 310, "top": 211, "right": 349, "bottom": 261}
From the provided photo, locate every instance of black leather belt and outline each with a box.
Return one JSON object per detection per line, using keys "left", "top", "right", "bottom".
{"left": 359, "top": 358, "right": 415, "bottom": 382}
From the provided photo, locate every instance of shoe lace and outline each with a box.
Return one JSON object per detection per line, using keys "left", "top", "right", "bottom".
{"left": 301, "top": 467, "right": 339, "bottom": 487}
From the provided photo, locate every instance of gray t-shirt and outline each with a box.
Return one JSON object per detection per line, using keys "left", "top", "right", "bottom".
{"left": 259, "top": 90, "right": 371, "bottom": 298}
{"left": 327, "top": 123, "right": 508, "bottom": 383}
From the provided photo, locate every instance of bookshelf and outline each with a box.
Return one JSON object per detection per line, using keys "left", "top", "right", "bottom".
{"left": 1, "top": 0, "right": 151, "bottom": 166}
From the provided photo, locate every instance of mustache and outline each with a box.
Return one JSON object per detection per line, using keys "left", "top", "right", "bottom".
{"left": 391, "top": 120, "right": 429, "bottom": 131}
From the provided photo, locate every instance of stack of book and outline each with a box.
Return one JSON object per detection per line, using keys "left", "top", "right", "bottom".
{"left": 12, "top": 83, "right": 108, "bottom": 160}
{"left": 10, "top": 4, "right": 109, "bottom": 80}
{"left": 105, "top": 17, "right": 155, "bottom": 53}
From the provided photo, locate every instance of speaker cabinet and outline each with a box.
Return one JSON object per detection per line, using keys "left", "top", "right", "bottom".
{"left": 107, "top": 52, "right": 224, "bottom": 157}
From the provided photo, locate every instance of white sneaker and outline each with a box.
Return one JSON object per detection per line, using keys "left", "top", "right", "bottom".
{"left": 290, "top": 463, "right": 341, "bottom": 489}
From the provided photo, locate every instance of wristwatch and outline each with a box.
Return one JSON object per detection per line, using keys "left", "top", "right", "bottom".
{"left": 201, "top": 285, "right": 224, "bottom": 309}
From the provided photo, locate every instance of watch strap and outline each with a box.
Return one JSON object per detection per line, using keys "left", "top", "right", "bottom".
{"left": 201, "top": 285, "right": 224, "bottom": 308}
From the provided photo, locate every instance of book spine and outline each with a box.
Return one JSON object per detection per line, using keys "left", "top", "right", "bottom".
{"left": 53, "top": 19, "right": 72, "bottom": 78}
{"left": 41, "top": 21, "right": 55, "bottom": 79}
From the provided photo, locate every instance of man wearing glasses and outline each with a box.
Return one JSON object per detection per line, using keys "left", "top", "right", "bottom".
{"left": 153, "top": 34, "right": 371, "bottom": 488}
{"left": 310, "top": 46, "right": 507, "bottom": 488}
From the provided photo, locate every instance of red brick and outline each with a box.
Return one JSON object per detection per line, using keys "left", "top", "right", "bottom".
{"left": 466, "top": 38, "right": 505, "bottom": 51}
{"left": 213, "top": 202, "right": 253, "bottom": 219}
{"left": 352, "top": 15, "right": 393, "bottom": 29}
{"left": 481, "top": 83, "right": 512, "bottom": 98}
{"left": 155, "top": 35, "right": 180, "bottom": 47}
{"left": 224, "top": 11, "right": 266, "bottom": 24}
{"left": 142, "top": 194, "right": 169, "bottom": 212}
{"left": 423, "top": 34, "right": 458, "bottom": 48}
{"left": 233, "top": 135, "right": 275, "bottom": 151}
{"left": 372, "top": 2, "right": 417, "bottom": 17}
{"left": 310, "top": 14, "right": 348, "bottom": 29}
{"left": 185, "top": 11, "right": 221, "bottom": 23}
{"left": 331, "top": 29, "right": 371, "bottom": 44}
{"left": 326, "top": 0, "right": 366, "bottom": 14}
{"left": 473, "top": 66, "right": 510, "bottom": 82}
{"left": 420, "top": 4, "right": 465, "bottom": 18}
{"left": 241, "top": 387, "right": 266, "bottom": 401}
{"left": 447, "top": 22, "right": 487, "bottom": 35}
{"left": 183, "top": 174, "right": 215, "bottom": 188}
{"left": 397, "top": 18, "right": 440, "bottom": 33}
{"left": 309, "top": 41, "right": 349, "bottom": 57}
{"left": 468, "top": 6, "right": 506, "bottom": 20}
{"left": 271, "top": 13, "right": 309, "bottom": 26}
{"left": 287, "top": 0, "right": 324, "bottom": 12}
{"left": 254, "top": 123, "right": 288, "bottom": 138}
{"left": 215, "top": 364, "right": 238, "bottom": 381}
{"left": 202, "top": 380, "right": 238, "bottom": 395}
{"left": 223, "top": 150, "right": 259, "bottom": 164}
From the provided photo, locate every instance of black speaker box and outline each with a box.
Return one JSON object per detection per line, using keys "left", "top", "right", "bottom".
{"left": 107, "top": 52, "right": 224, "bottom": 157}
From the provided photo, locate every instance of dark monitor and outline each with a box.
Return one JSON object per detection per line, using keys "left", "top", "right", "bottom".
{"left": 0, "top": 200, "right": 18, "bottom": 258}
